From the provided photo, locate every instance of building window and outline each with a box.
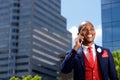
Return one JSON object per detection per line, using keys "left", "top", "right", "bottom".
{"left": 11, "top": 49, "right": 18, "bottom": 53}
{"left": 13, "top": 9, "right": 20, "bottom": 13}
{"left": 13, "top": 3, "right": 20, "bottom": 7}
{"left": 12, "top": 35, "right": 18, "bottom": 40}
{"left": 11, "top": 22, "right": 19, "bottom": 26}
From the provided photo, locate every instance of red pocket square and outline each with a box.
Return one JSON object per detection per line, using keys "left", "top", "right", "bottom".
{"left": 102, "top": 50, "right": 108, "bottom": 58}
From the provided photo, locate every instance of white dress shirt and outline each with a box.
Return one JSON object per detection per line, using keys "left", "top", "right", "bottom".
{"left": 82, "top": 44, "right": 96, "bottom": 61}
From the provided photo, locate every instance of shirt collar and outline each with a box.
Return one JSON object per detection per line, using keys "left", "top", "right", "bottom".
{"left": 82, "top": 44, "right": 95, "bottom": 50}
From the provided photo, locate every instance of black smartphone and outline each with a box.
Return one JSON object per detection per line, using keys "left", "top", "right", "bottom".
{"left": 78, "top": 25, "right": 85, "bottom": 44}
{"left": 78, "top": 33, "right": 83, "bottom": 44}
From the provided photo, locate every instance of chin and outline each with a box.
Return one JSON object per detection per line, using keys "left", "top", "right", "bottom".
{"left": 87, "top": 40, "right": 94, "bottom": 43}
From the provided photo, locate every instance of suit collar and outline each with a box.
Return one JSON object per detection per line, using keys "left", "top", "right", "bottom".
{"left": 76, "top": 44, "right": 103, "bottom": 69}
{"left": 94, "top": 45, "right": 105, "bottom": 75}
{"left": 77, "top": 47, "right": 85, "bottom": 69}
{"left": 76, "top": 45, "right": 105, "bottom": 76}
{"left": 77, "top": 44, "right": 103, "bottom": 57}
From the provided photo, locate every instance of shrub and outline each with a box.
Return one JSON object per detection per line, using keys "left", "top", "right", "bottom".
{"left": 9, "top": 75, "right": 42, "bottom": 80}
{"left": 112, "top": 50, "right": 120, "bottom": 79}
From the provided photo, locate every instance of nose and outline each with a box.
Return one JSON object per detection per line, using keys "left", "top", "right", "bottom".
{"left": 86, "top": 29, "right": 92, "bottom": 34}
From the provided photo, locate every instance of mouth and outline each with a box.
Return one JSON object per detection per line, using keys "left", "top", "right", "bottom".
{"left": 84, "top": 34, "right": 94, "bottom": 43}
{"left": 87, "top": 34, "right": 92, "bottom": 38}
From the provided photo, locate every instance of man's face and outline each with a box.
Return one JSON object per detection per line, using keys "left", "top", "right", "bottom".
{"left": 80, "top": 23, "right": 96, "bottom": 45}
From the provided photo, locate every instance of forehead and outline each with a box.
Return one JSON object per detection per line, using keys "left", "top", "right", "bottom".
{"left": 83, "top": 23, "right": 93, "bottom": 28}
{"left": 78, "top": 22, "right": 95, "bottom": 33}
{"left": 79, "top": 22, "right": 94, "bottom": 30}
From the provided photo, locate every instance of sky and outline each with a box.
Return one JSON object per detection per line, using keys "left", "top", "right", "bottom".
{"left": 61, "top": 0, "right": 102, "bottom": 46}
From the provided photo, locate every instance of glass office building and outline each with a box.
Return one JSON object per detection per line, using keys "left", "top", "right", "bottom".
{"left": 0, "top": 0, "right": 72, "bottom": 80}
{"left": 101, "top": 0, "right": 120, "bottom": 52}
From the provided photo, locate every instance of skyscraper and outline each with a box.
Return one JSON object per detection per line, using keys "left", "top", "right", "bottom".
{"left": 0, "top": 0, "right": 72, "bottom": 80}
{"left": 101, "top": 0, "right": 120, "bottom": 52}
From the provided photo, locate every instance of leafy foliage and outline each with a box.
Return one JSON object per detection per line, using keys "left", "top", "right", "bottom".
{"left": 9, "top": 75, "right": 42, "bottom": 80}
{"left": 112, "top": 50, "right": 120, "bottom": 79}
{"left": 10, "top": 76, "right": 20, "bottom": 80}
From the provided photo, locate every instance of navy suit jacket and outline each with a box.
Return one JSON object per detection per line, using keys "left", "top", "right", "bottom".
{"left": 60, "top": 44, "right": 118, "bottom": 80}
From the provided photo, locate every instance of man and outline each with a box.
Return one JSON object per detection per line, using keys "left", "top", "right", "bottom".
{"left": 60, "top": 21, "right": 118, "bottom": 80}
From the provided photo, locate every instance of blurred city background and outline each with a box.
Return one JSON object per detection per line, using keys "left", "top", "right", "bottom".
{"left": 0, "top": 0, "right": 120, "bottom": 80}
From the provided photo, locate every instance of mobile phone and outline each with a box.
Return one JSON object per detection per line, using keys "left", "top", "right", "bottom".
{"left": 79, "top": 38, "right": 83, "bottom": 44}
{"left": 78, "top": 25, "right": 85, "bottom": 44}
{"left": 79, "top": 40, "right": 83, "bottom": 44}
{"left": 78, "top": 33, "right": 83, "bottom": 44}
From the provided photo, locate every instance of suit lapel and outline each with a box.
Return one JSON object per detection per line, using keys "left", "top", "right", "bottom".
{"left": 95, "top": 45, "right": 102, "bottom": 64}
{"left": 95, "top": 45, "right": 104, "bottom": 74}
{"left": 77, "top": 47, "right": 85, "bottom": 70}
{"left": 76, "top": 45, "right": 105, "bottom": 73}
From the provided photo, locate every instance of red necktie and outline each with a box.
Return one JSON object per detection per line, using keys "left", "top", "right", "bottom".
{"left": 88, "top": 46, "right": 94, "bottom": 67}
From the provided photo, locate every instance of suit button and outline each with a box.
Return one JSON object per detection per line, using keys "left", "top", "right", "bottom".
{"left": 93, "top": 76, "right": 96, "bottom": 80}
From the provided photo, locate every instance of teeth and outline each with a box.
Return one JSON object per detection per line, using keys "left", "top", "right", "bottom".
{"left": 87, "top": 34, "right": 92, "bottom": 37}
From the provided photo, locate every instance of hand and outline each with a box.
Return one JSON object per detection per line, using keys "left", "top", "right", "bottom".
{"left": 73, "top": 34, "right": 84, "bottom": 51}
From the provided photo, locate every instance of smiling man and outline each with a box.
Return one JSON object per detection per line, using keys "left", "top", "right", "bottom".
{"left": 60, "top": 21, "right": 118, "bottom": 80}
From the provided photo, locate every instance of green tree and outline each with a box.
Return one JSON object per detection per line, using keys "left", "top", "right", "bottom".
{"left": 10, "top": 75, "right": 42, "bottom": 80}
{"left": 31, "top": 75, "right": 42, "bottom": 80}
{"left": 112, "top": 50, "right": 120, "bottom": 79}
{"left": 10, "top": 76, "right": 20, "bottom": 80}
{"left": 22, "top": 75, "right": 32, "bottom": 80}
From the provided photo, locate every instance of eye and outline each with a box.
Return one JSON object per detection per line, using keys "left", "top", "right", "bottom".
{"left": 82, "top": 28, "right": 87, "bottom": 31}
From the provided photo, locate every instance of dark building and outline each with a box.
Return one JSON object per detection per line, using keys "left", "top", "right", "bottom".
{"left": 101, "top": 0, "right": 120, "bottom": 52}
{"left": 0, "top": 0, "right": 72, "bottom": 80}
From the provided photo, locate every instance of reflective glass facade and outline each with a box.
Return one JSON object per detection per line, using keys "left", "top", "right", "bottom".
{"left": 101, "top": 0, "right": 120, "bottom": 52}
{"left": 0, "top": 0, "right": 72, "bottom": 80}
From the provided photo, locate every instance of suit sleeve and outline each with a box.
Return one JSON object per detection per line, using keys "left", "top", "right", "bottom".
{"left": 60, "top": 49, "right": 77, "bottom": 74}
{"left": 108, "top": 49, "right": 118, "bottom": 80}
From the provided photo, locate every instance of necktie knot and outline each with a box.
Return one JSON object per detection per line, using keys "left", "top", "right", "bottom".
{"left": 88, "top": 46, "right": 92, "bottom": 50}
